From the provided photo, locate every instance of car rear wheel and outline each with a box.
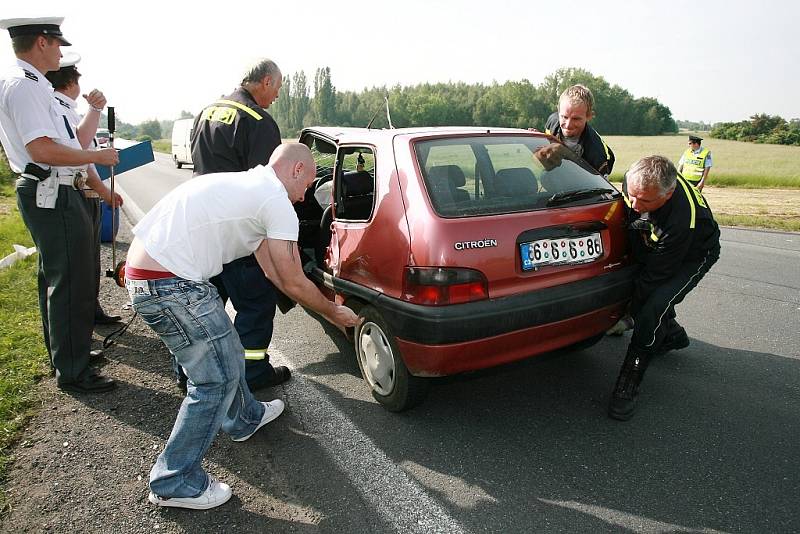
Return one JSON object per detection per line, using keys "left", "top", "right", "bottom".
{"left": 355, "top": 306, "right": 430, "bottom": 412}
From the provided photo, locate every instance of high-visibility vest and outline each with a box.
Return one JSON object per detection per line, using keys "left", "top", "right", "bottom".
{"left": 681, "top": 147, "right": 709, "bottom": 186}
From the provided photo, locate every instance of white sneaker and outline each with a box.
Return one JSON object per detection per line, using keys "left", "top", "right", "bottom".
{"left": 148, "top": 477, "right": 232, "bottom": 510}
{"left": 232, "top": 400, "right": 285, "bottom": 442}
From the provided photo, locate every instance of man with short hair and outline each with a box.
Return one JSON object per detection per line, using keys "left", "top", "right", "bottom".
{"left": 678, "top": 135, "right": 712, "bottom": 191}
{"left": 126, "top": 142, "right": 360, "bottom": 510}
{"left": 544, "top": 84, "right": 615, "bottom": 176}
{"left": 44, "top": 52, "right": 124, "bottom": 327}
{"left": 0, "top": 17, "right": 120, "bottom": 393}
{"left": 608, "top": 155, "right": 720, "bottom": 421}
{"left": 190, "top": 58, "right": 288, "bottom": 391}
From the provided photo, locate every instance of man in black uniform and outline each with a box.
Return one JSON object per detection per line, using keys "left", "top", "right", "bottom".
{"left": 190, "top": 58, "right": 289, "bottom": 391}
{"left": 608, "top": 155, "right": 720, "bottom": 421}
{"left": 544, "top": 84, "right": 615, "bottom": 176}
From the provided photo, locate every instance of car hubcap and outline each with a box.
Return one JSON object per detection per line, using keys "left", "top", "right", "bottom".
{"left": 358, "top": 321, "right": 395, "bottom": 396}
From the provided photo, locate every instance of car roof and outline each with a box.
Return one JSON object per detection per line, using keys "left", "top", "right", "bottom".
{"left": 302, "top": 126, "right": 542, "bottom": 145}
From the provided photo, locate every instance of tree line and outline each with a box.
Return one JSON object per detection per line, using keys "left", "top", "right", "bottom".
{"left": 269, "top": 67, "right": 678, "bottom": 137}
{"left": 710, "top": 114, "right": 800, "bottom": 146}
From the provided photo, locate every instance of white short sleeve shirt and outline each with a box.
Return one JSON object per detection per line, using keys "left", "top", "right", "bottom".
{"left": 0, "top": 59, "right": 84, "bottom": 174}
{"left": 132, "top": 165, "right": 299, "bottom": 281}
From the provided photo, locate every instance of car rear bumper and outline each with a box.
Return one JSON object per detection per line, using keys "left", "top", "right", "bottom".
{"left": 311, "top": 264, "right": 636, "bottom": 375}
{"left": 397, "top": 302, "right": 625, "bottom": 376}
{"left": 375, "top": 265, "right": 636, "bottom": 344}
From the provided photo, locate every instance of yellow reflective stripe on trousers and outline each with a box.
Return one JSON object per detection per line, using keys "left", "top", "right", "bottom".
{"left": 215, "top": 99, "right": 263, "bottom": 121}
{"left": 244, "top": 349, "right": 267, "bottom": 361}
{"left": 676, "top": 175, "right": 697, "bottom": 229}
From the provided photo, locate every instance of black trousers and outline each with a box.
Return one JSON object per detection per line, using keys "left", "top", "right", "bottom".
{"left": 16, "top": 179, "right": 95, "bottom": 383}
{"left": 630, "top": 247, "right": 720, "bottom": 354}
{"left": 84, "top": 196, "right": 102, "bottom": 312}
{"left": 210, "top": 254, "right": 278, "bottom": 383}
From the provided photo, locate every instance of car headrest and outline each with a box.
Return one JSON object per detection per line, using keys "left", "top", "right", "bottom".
{"left": 428, "top": 165, "right": 466, "bottom": 188}
{"left": 342, "top": 170, "right": 373, "bottom": 196}
{"left": 495, "top": 167, "right": 538, "bottom": 196}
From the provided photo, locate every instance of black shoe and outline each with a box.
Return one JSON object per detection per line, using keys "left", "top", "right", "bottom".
{"left": 89, "top": 349, "right": 105, "bottom": 363}
{"left": 59, "top": 369, "right": 116, "bottom": 393}
{"left": 608, "top": 350, "right": 649, "bottom": 421}
{"left": 95, "top": 310, "right": 122, "bottom": 325}
{"left": 657, "top": 328, "right": 690, "bottom": 355}
{"left": 248, "top": 365, "right": 292, "bottom": 391}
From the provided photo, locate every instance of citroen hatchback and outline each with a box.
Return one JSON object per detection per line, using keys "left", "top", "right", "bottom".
{"left": 296, "top": 127, "right": 635, "bottom": 411}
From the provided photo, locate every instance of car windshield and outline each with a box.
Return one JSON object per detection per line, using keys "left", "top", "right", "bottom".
{"left": 414, "top": 135, "right": 618, "bottom": 217}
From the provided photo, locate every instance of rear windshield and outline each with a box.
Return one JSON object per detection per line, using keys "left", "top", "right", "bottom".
{"left": 414, "top": 135, "right": 617, "bottom": 217}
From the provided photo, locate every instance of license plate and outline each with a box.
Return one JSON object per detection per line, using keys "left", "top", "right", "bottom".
{"left": 520, "top": 232, "right": 603, "bottom": 271}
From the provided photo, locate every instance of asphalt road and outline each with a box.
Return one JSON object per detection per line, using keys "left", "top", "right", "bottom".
{"left": 117, "top": 153, "right": 800, "bottom": 533}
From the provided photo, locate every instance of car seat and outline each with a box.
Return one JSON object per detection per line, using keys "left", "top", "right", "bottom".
{"left": 427, "top": 165, "right": 471, "bottom": 206}
{"left": 340, "top": 170, "right": 374, "bottom": 220}
{"left": 494, "top": 167, "right": 539, "bottom": 197}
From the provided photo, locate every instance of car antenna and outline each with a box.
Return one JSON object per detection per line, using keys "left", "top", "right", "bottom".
{"left": 366, "top": 94, "right": 395, "bottom": 129}
{"left": 384, "top": 95, "right": 394, "bottom": 129}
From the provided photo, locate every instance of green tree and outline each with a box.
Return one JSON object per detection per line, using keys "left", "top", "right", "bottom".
{"left": 312, "top": 67, "right": 336, "bottom": 125}
{"left": 138, "top": 119, "right": 161, "bottom": 140}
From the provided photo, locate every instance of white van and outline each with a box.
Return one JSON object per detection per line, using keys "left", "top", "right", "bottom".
{"left": 171, "top": 118, "right": 194, "bottom": 169}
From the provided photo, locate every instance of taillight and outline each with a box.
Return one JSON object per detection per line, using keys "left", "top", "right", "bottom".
{"left": 402, "top": 267, "right": 488, "bottom": 305}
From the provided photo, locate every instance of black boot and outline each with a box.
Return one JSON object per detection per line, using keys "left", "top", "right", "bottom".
{"left": 95, "top": 304, "right": 122, "bottom": 325}
{"left": 657, "top": 327, "right": 690, "bottom": 355}
{"left": 608, "top": 348, "right": 650, "bottom": 421}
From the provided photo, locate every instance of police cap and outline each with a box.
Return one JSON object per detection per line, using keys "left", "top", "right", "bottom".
{"left": 0, "top": 17, "right": 72, "bottom": 46}
{"left": 59, "top": 51, "right": 81, "bottom": 68}
{"left": 688, "top": 135, "right": 703, "bottom": 143}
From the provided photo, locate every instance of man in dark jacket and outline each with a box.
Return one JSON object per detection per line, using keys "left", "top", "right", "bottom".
{"left": 608, "top": 155, "right": 720, "bottom": 421}
{"left": 189, "top": 58, "right": 289, "bottom": 392}
{"left": 544, "top": 84, "right": 615, "bottom": 176}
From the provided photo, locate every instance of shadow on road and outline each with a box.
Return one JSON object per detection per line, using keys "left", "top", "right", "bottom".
{"left": 300, "top": 319, "right": 800, "bottom": 533}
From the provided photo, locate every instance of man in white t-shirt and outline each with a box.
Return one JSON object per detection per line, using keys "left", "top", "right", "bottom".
{"left": 124, "top": 143, "right": 359, "bottom": 510}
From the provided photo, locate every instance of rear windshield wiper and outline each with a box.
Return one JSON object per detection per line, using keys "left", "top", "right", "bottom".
{"left": 546, "top": 188, "right": 616, "bottom": 207}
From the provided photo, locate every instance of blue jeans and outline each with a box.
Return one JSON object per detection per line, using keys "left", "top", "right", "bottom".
{"left": 127, "top": 277, "right": 266, "bottom": 498}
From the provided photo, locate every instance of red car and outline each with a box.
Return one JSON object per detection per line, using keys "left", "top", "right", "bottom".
{"left": 296, "top": 127, "right": 634, "bottom": 411}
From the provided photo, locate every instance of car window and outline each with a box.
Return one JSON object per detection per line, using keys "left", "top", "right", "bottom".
{"left": 308, "top": 137, "right": 337, "bottom": 179}
{"left": 335, "top": 146, "right": 375, "bottom": 221}
{"left": 415, "top": 136, "right": 615, "bottom": 217}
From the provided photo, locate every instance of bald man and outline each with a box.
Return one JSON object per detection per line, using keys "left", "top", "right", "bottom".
{"left": 125, "top": 143, "right": 359, "bottom": 510}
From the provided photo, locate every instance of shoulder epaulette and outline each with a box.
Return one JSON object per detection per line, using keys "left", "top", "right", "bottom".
{"left": 23, "top": 69, "right": 38, "bottom": 82}
{"left": 55, "top": 96, "right": 71, "bottom": 109}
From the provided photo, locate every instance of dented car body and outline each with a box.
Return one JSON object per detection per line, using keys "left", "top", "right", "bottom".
{"left": 296, "top": 126, "right": 635, "bottom": 411}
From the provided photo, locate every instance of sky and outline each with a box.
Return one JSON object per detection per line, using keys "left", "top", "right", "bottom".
{"left": 2, "top": 0, "right": 798, "bottom": 126}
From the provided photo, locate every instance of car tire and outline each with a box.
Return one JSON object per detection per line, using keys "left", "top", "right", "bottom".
{"left": 173, "top": 155, "right": 182, "bottom": 169}
{"left": 355, "top": 305, "right": 430, "bottom": 412}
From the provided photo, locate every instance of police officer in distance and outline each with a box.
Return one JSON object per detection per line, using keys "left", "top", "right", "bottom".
{"left": 190, "top": 58, "right": 290, "bottom": 391}
{"left": 678, "top": 134, "right": 712, "bottom": 191}
{"left": 0, "top": 17, "right": 120, "bottom": 393}
{"left": 45, "top": 52, "right": 124, "bottom": 327}
{"left": 608, "top": 155, "right": 720, "bottom": 421}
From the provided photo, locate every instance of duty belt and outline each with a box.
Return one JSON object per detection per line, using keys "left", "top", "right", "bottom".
{"left": 21, "top": 166, "right": 86, "bottom": 189}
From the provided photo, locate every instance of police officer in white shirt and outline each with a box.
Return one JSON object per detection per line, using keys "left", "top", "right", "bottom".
{"left": 0, "top": 17, "right": 120, "bottom": 393}
{"left": 45, "top": 51, "right": 124, "bottom": 326}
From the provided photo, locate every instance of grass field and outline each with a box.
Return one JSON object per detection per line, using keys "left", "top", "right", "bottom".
{"left": 0, "top": 155, "right": 48, "bottom": 505}
{"left": 150, "top": 138, "right": 170, "bottom": 153}
{"left": 606, "top": 134, "right": 800, "bottom": 188}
